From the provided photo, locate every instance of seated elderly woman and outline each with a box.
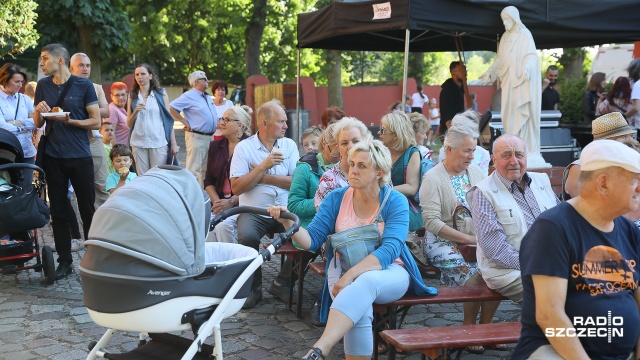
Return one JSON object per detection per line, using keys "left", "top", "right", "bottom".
{"left": 314, "top": 117, "right": 372, "bottom": 208}
{"left": 269, "top": 140, "right": 437, "bottom": 360}
{"left": 420, "top": 125, "right": 500, "bottom": 354}
{"left": 438, "top": 110, "right": 491, "bottom": 176}
{"left": 204, "top": 105, "right": 252, "bottom": 243}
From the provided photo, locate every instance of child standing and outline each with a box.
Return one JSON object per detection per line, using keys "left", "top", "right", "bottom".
{"left": 301, "top": 126, "right": 322, "bottom": 154}
{"left": 100, "top": 122, "right": 115, "bottom": 174}
{"left": 106, "top": 144, "right": 137, "bottom": 194}
{"left": 426, "top": 98, "right": 440, "bottom": 147}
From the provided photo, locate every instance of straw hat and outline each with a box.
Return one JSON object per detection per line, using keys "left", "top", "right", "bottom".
{"left": 592, "top": 112, "right": 636, "bottom": 140}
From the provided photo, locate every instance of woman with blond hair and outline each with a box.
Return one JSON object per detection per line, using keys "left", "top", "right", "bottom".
{"left": 204, "top": 105, "right": 253, "bottom": 243}
{"left": 269, "top": 140, "right": 436, "bottom": 359}
{"left": 314, "top": 117, "right": 372, "bottom": 208}
{"left": 378, "top": 111, "right": 424, "bottom": 232}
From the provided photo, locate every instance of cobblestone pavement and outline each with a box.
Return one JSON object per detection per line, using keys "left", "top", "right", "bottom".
{"left": 0, "top": 129, "right": 520, "bottom": 359}
{"left": 0, "top": 220, "right": 521, "bottom": 360}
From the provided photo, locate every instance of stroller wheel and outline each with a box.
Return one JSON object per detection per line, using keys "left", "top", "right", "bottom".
{"left": 41, "top": 246, "right": 55, "bottom": 285}
{"left": 88, "top": 340, "right": 97, "bottom": 351}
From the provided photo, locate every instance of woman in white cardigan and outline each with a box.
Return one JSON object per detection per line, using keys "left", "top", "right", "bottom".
{"left": 419, "top": 125, "right": 501, "bottom": 354}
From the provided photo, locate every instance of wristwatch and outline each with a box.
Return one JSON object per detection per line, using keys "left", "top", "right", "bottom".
{"left": 228, "top": 197, "right": 235, "bottom": 205}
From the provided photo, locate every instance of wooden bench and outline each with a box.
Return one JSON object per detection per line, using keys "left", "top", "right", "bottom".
{"left": 380, "top": 322, "right": 521, "bottom": 360}
{"left": 265, "top": 242, "right": 318, "bottom": 318}
{"left": 307, "top": 261, "right": 509, "bottom": 360}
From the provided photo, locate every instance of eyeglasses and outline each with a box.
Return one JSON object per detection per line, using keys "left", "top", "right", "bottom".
{"left": 112, "top": 93, "right": 127, "bottom": 98}
{"left": 219, "top": 117, "right": 240, "bottom": 125}
{"left": 379, "top": 127, "right": 393, "bottom": 134}
{"left": 198, "top": 78, "right": 208, "bottom": 82}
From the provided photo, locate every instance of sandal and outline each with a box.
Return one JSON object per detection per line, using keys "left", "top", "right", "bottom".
{"left": 466, "top": 345, "right": 485, "bottom": 354}
{"left": 302, "top": 347, "right": 325, "bottom": 360}
{"left": 485, "top": 343, "right": 508, "bottom": 350}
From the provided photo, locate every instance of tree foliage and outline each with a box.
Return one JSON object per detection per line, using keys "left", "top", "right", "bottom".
{"left": 35, "top": 0, "right": 131, "bottom": 82}
{"left": 0, "top": 0, "right": 39, "bottom": 58}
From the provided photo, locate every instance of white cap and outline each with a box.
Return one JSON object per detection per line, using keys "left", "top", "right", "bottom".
{"left": 580, "top": 139, "right": 640, "bottom": 173}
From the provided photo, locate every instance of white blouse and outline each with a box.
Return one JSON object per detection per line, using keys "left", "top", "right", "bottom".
{"left": 130, "top": 91, "right": 168, "bottom": 149}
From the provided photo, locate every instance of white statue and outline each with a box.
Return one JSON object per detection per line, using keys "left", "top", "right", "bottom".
{"left": 482, "top": 6, "right": 550, "bottom": 168}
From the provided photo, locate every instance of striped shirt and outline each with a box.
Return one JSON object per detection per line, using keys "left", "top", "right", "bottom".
{"left": 470, "top": 172, "right": 559, "bottom": 270}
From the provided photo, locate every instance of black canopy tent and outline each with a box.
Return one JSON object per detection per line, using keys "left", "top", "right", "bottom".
{"left": 292, "top": 0, "right": 640, "bottom": 141}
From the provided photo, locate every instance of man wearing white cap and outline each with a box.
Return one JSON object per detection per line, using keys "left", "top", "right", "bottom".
{"left": 512, "top": 139, "right": 640, "bottom": 359}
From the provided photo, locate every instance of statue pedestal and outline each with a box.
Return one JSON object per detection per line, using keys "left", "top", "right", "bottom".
{"left": 527, "top": 152, "right": 552, "bottom": 169}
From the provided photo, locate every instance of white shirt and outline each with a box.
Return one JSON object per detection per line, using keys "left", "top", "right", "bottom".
{"left": 411, "top": 92, "right": 428, "bottom": 109}
{"left": 130, "top": 91, "right": 168, "bottom": 149}
{"left": 229, "top": 133, "right": 298, "bottom": 210}
{"left": 214, "top": 99, "right": 234, "bottom": 118}
{"left": 630, "top": 80, "right": 640, "bottom": 128}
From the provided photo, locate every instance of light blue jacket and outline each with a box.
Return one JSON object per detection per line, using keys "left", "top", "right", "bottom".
{"left": 305, "top": 185, "right": 438, "bottom": 322}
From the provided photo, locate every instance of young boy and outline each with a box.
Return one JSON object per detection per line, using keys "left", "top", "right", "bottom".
{"left": 106, "top": 144, "right": 137, "bottom": 194}
{"left": 301, "top": 126, "right": 322, "bottom": 154}
{"left": 100, "top": 122, "right": 115, "bottom": 174}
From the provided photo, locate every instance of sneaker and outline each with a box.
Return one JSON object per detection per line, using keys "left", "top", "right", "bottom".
{"left": 70, "top": 239, "right": 84, "bottom": 252}
{"left": 49, "top": 242, "right": 56, "bottom": 252}
{"left": 310, "top": 301, "right": 326, "bottom": 327}
{"left": 268, "top": 280, "right": 296, "bottom": 304}
{"left": 242, "top": 288, "right": 263, "bottom": 309}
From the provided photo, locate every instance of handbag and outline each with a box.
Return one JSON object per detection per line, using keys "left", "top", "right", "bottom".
{"left": 452, "top": 205, "right": 477, "bottom": 263}
{"left": 35, "top": 76, "right": 77, "bottom": 168}
{"left": 328, "top": 187, "right": 391, "bottom": 275}
{"left": 0, "top": 184, "right": 50, "bottom": 235}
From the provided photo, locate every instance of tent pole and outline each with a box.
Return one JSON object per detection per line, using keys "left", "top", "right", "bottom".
{"left": 402, "top": 29, "right": 410, "bottom": 111}
{"left": 296, "top": 48, "right": 301, "bottom": 146}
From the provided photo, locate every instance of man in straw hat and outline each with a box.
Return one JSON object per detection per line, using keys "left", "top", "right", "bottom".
{"left": 512, "top": 139, "right": 640, "bottom": 360}
{"left": 563, "top": 112, "right": 636, "bottom": 199}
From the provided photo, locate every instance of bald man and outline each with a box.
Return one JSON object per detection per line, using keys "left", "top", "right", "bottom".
{"left": 469, "top": 134, "right": 559, "bottom": 303}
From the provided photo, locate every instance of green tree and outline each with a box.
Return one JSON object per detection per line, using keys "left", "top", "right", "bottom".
{"left": 0, "top": 0, "right": 39, "bottom": 58}
{"left": 36, "top": 0, "right": 131, "bottom": 83}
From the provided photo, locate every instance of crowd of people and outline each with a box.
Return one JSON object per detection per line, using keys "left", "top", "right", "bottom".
{"left": 2, "top": 41, "right": 640, "bottom": 359}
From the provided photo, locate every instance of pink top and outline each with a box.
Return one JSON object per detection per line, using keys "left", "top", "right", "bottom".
{"left": 104, "top": 102, "right": 130, "bottom": 145}
{"left": 335, "top": 188, "right": 403, "bottom": 266}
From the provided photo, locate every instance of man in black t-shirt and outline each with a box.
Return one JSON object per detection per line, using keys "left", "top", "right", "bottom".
{"left": 33, "top": 44, "right": 100, "bottom": 281}
{"left": 512, "top": 140, "right": 640, "bottom": 360}
{"left": 439, "top": 61, "right": 466, "bottom": 135}
{"left": 541, "top": 65, "right": 560, "bottom": 110}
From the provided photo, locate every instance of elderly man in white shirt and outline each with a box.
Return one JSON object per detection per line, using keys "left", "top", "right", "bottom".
{"left": 229, "top": 99, "right": 298, "bottom": 308}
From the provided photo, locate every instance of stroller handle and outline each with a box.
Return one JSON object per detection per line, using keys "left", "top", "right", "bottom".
{"left": 0, "top": 163, "right": 46, "bottom": 179}
{"left": 211, "top": 206, "right": 301, "bottom": 250}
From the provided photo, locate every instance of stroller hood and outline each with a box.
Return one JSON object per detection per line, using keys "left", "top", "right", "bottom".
{"left": 87, "top": 166, "right": 208, "bottom": 277}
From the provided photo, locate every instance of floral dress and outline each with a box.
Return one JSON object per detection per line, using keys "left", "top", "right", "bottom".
{"left": 425, "top": 173, "right": 479, "bottom": 287}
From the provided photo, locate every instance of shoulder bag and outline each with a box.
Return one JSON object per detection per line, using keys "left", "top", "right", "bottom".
{"left": 328, "top": 187, "right": 391, "bottom": 275}
{"left": 452, "top": 204, "right": 477, "bottom": 263}
{"left": 35, "top": 76, "right": 77, "bottom": 168}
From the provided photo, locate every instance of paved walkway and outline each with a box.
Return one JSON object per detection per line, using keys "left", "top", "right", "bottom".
{"left": 0, "top": 129, "right": 520, "bottom": 359}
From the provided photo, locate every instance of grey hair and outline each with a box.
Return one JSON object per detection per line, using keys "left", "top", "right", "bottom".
{"left": 257, "top": 99, "right": 284, "bottom": 126}
{"left": 188, "top": 70, "right": 207, "bottom": 87}
{"left": 450, "top": 110, "right": 480, "bottom": 136}
{"left": 443, "top": 125, "right": 479, "bottom": 150}
{"left": 492, "top": 133, "right": 527, "bottom": 155}
{"left": 332, "top": 116, "right": 373, "bottom": 145}
{"left": 348, "top": 139, "right": 392, "bottom": 188}
{"left": 70, "top": 52, "right": 89, "bottom": 65}
{"left": 226, "top": 105, "right": 253, "bottom": 136}
{"left": 318, "top": 122, "right": 338, "bottom": 154}
{"left": 381, "top": 111, "right": 417, "bottom": 151}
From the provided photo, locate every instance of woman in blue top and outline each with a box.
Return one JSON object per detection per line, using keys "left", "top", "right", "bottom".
{"left": 269, "top": 140, "right": 437, "bottom": 360}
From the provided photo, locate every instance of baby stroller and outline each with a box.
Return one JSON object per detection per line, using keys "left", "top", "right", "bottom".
{"left": 80, "top": 166, "right": 300, "bottom": 360}
{"left": 0, "top": 128, "right": 53, "bottom": 283}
